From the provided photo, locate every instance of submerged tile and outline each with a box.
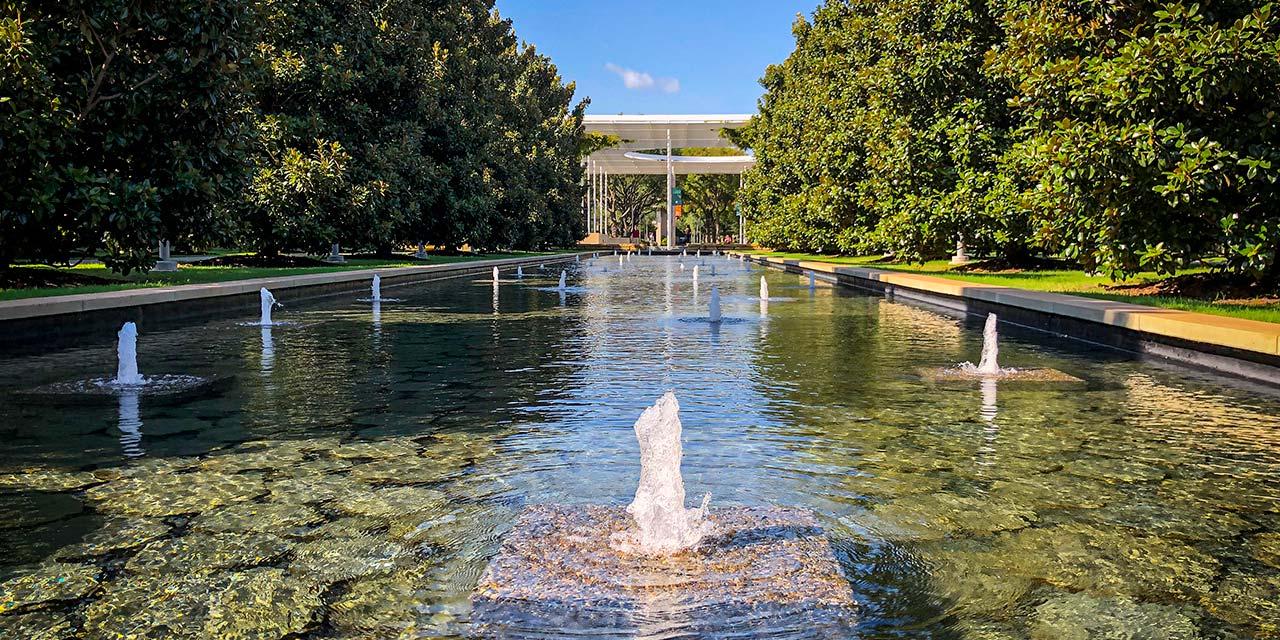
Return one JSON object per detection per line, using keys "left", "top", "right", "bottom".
{"left": 1032, "top": 592, "right": 1200, "bottom": 640}
{"left": 0, "top": 561, "right": 99, "bottom": 613}
{"left": 204, "top": 567, "right": 324, "bottom": 639}
{"left": 126, "top": 532, "right": 291, "bottom": 576}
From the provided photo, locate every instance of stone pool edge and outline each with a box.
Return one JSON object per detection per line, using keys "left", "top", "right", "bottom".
{"left": 0, "top": 252, "right": 593, "bottom": 346}
{"left": 737, "top": 253, "right": 1280, "bottom": 386}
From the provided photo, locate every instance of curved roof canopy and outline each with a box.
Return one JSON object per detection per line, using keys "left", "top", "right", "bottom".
{"left": 583, "top": 114, "right": 754, "bottom": 175}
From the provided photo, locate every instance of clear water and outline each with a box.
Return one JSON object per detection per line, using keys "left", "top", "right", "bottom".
{"left": 1, "top": 258, "right": 1278, "bottom": 639}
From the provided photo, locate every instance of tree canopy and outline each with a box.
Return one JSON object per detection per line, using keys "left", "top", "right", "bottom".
{"left": 738, "top": 0, "right": 1280, "bottom": 284}
{"left": 1, "top": 0, "right": 588, "bottom": 273}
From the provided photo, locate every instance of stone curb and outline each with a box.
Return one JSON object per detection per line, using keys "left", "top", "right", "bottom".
{"left": 737, "top": 253, "right": 1280, "bottom": 382}
{"left": 0, "top": 253, "right": 591, "bottom": 323}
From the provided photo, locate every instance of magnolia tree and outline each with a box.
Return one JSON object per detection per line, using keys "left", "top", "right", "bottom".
{"left": 0, "top": 0, "right": 255, "bottom": 273}
{"left": 739, "top": 0, "right": 1280, "bottom": 285}
{"left": 1, "top": 0, "right": 587, "bottom": 273}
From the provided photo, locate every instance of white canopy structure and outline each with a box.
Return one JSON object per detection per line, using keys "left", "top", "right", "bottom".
{"left": 584, "top": 114, "right": 754, "bottom": 175}
{"left": 582, "top": 114, "right": 754, "bottom": 247}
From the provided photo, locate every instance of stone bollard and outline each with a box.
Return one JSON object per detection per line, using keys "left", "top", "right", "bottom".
{"left": 324, "top": 243, "right": 346, "bottom": 263}
{"left": 153, "top": 240, "right": 178, "bottom": 272}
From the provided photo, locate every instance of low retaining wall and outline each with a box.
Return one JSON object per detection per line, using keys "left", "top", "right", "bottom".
{"left": 739, "top": 254, "right": 1280, "bottom": 386}
{"left": 0, "top": 253, "right": 590, "bottom": 354}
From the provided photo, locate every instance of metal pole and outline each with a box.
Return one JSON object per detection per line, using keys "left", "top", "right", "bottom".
{"left": 666, "top": 129, "right": 674, "bottom": 249}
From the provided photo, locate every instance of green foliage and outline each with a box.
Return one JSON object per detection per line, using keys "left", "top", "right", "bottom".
{"left": 991, "top": 0, "right": 1280, "bottom": 279}
{"left": 1, "top": 0, "right": 586, "bottom": 274}
{"left": 239, "top": 0, "right": 586, "bottom": 255}
{"left": 741, "top": 0, "right": 1280, "bottom": 284}
{"left": 0, "top": 0, "right": 255, "bottom": 273}
{"left": 666, "top": 148, "right": 743, "bottom": 243}
{"left": 605, "top": 175, "right": 665, "bottom": 238}
{"left": 680, "top": 174, "right": 740, "bottom": 243}
{"left": 738, "top": 1, "right": 1015, "bottom": 259}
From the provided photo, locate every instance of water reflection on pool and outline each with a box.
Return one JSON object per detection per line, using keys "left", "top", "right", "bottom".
{"left": 0, "top": 257, "right": 1277, "bottom": 639}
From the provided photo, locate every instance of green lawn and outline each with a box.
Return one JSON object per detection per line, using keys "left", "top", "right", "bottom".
{"left": 746, "top": 251, "right": 1280, "bottom": 325}
{"left": 0, "top": 252, "right": 563, "bottom": 302}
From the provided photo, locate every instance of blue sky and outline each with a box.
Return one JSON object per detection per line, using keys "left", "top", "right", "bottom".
{"left": 494, "top": 0, "right": 816, "bottom": 115}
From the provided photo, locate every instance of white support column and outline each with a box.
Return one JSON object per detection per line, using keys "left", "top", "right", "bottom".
{"left": 665, "top": 129, "right": 674, "bottom": 249}
{"left": 738, "top": 173, "right": 745, "bottom": 245}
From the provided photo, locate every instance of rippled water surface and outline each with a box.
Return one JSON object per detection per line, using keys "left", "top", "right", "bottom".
{"left": 1, "top": 256, "right": 1278, "bottom": 639}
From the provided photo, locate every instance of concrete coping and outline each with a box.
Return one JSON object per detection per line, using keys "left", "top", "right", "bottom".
{"left": 0, "top": 253, "right": 590, "bottom": 323}
{"left": 743, "top": 254, "right": 1280, "bottom": 358}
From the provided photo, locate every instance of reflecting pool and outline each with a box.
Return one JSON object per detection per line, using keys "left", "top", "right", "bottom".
{"left": 1, "top": 258, "right": 1277, "bottom": 639}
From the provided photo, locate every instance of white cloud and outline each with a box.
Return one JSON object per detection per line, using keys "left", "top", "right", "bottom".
{"left": 605, "top": 63, "right": 680, "bottom": 94}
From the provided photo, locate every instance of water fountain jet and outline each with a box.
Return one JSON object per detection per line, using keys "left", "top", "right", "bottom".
{"left": 613, "top": 392, "right": 712, "bottom": 554}
{"left": 258, "top": 288, "right": 279, "bottom": 326}
{"left": 28, "top": 322, "right": 212, "bottom": 397}
{"left": 921, "top": 313, "right": 1084, "bottom": 384}
{"left": 114, "top": 322, "right": 144, "bottom": 386}
{"left": 973, "top": 313, "right": 1001, "bottom": 375}
{"left": 708, "top": 287, "right": 722, "bottom": 324}
{"left": 360, "top": 274, "right": 401, "bottom": 303}
{"left": 472, "top": 393, "right": 858, "bottom": 635}
{"left": 760, "top": 276, "right": 770, "bottom": 301}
